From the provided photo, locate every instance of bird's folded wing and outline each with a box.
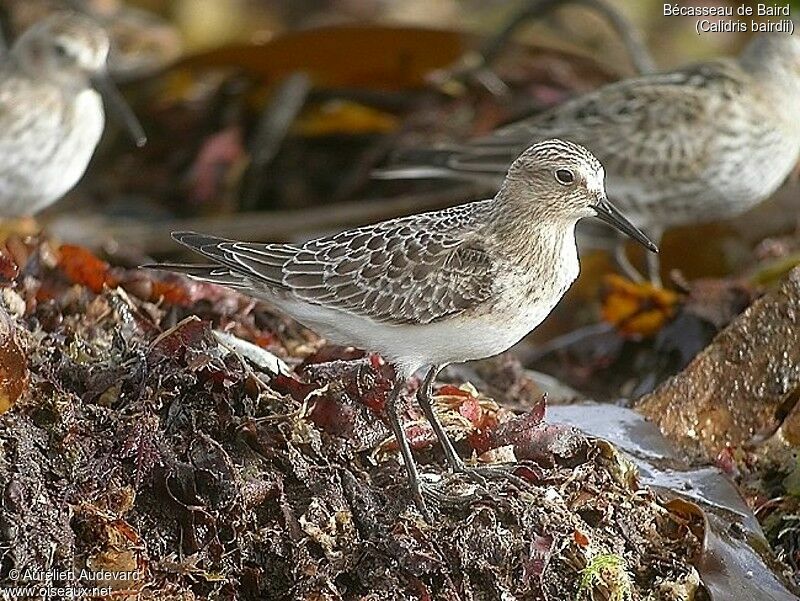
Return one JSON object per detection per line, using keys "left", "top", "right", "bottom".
{"left": 393, "top": 63, "right": 748, "bottom": 187}
{"left": 466, "top": 64, "right": 744, "bottom": 180}
{"left": 171, "top": 206, "right": 497, "bottom": 325}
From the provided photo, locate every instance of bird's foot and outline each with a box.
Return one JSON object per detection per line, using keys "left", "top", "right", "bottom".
{"left": 443, "top": 453, "right": 532, "bottom": 489}
{"left": 420, "top": 478, "right": 481, "bottom": 508}
{"left": 417, "top": 462, "right": 533, "bottom": 511}
{"left": 431, "top": 455, "right": 532, "bottom": 491}
{"left": 455, "top": 462, "right": 533, "bottom": 491}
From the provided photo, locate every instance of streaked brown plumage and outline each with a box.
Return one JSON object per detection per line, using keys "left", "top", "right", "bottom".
{"left": 151, "top": 140, "right": 656, "bottom": 516}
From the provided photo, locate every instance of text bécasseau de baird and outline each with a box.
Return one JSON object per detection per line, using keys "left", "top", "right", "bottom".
{"left": 664, "top": 3, "right": 791, "bottom": 17}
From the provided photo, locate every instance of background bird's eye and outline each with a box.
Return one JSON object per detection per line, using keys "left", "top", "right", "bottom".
{"left": 554, "top": 168, "right": 575, "bottom": 185}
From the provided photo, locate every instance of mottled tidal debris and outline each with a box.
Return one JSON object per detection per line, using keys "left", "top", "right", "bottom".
{"left": 213, "top": 329, "right": 290, "bottom": 376}
{"left": 0, "top": 306, "right": 27, "bottom": 414}
{"left": 0, "top": 236, "right": 711, "bottom": 599}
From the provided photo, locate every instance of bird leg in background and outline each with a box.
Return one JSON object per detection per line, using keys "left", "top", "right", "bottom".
{"left": 384, "top": 374, "right": 430, "bottom": 517}
{"left": 614, "top": 237, "right": 646, "bottom": 283}
{"left": 645, "top": 226, "right": 664, "bottom": 286}
{"left": 432, "top": 0, "right": 655, "bottom": 95}
{"left": 613, "top": 223, "right": 664, "bottom": 285}
{"left": 241, "top": 72, "right": 311, "bottom": 210}
{"left": 484, "top": 0, "right": 655, "bottom": 75}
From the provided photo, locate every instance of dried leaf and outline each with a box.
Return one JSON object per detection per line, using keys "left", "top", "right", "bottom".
{"left": 573, "top": 529, "right": 590, "bottom": 548}
{"left": 600, "top": 274, "right": 680, "bottom": 337}
{"left": 58, "top": 244, "right": 117, "bottom": 293}
{"left": 77, "top": 505, "right": 147, "bottom": 594}
{"left": 174, "top": 26, "right": 470, "bottom": 92}
{"left": 294, "top": 100, "right": 398, "bottom": 137}
{"left": 524, "top": 534, "right": 555, "bottom": 584}
{"left": 0, "top": 244, "right": 19, "bottom": 282}
{"left": 482, "top": 398, "right": 587, "bottom": 466}
{"left": 150, "top": 316, "right": 214, "bottom": 361}
{"left": 0, "top": 310, "right": 27, "bottom": 414}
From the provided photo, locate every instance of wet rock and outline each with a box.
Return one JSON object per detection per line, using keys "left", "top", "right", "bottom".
{"left": 637, "top": 267, "right": 800, "bottom": 461}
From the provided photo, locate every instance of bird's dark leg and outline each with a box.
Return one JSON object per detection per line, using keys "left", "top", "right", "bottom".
{"left": 417, "top": 365, "right": 534, "bottom": 492}
{"left": 416, "top": 365, "right": 466, "bottom": 472}
{"left": 385, "top": 374, "right": 429, "bottom": 518}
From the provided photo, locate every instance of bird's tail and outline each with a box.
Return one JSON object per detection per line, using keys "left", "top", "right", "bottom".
{"left": 372, "top": 145, "right": 516, "bottom": 184}
{"left": 141, "top": 232, "right": 252, "bottom": 288}
{"left": 141, "top": 262, "right": 251, "bottom": 288}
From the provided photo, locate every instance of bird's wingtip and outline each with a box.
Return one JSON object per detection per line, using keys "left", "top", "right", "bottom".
{"left": 171, "top": 230, "right": 198, "bottom": 241}
{"left": 171, "top": 231, "right": 216, "bottom": 250}
{"left": 171, "top": 231, "right": 232, "bottom": 247}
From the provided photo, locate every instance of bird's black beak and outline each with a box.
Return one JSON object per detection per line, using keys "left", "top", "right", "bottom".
{"left": 91, "top": 72, "right": 147, "bottom": 148}
{"left": 592, "top": 195, "right": 658, "bottom": 253}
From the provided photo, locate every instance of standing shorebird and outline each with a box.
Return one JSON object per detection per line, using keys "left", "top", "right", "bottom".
{"left": 376, "top": 32, "right": 800, "bottom": 283}
{"left": 0, "top": 11, "right": 145, "bottom": 218}
{"left": 151, "top": 140, "right": 657, "bottom": 515}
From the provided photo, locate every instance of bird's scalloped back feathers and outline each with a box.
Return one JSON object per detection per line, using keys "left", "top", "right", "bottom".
{"left": 167, "top": 202, "right": 499, "bottom": 326}
{"left": 375, "top": 61, "right": 752, "bottom": 200}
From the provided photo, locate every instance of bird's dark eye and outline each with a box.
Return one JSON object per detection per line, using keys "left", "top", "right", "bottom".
{"left": 555, "top": 169, "right": 575, "bottom": 185}
{"left": 53, "top": 43, "right": 69, "bottom": 58}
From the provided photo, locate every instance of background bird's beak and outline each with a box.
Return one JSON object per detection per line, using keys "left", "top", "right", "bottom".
{"left": 592, "top": 195, "right": 658, "bottom": 253}
{"left": 91, "top": 72, "right": 147, "bottom": 148}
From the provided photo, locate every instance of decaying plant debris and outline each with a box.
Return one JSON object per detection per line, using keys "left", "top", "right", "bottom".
{"left": 0, "top": 236, "right": 710, "bottom": 600}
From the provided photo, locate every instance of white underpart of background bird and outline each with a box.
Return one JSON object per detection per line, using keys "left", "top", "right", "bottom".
{"left": 0, "top": 11, "right": 145, "bottom": 217}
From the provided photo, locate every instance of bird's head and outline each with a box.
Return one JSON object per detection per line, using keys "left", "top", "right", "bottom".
{"left": 740, "top": 27, "right": 800, "bottom": 94}
{"left": 12, "top": 12, "right": 110, "bottom": 90}
{"left": 11, "top": 12, "right": 146, "bottom": 147}
{"left": 501, "top": 139, "right": 657, "bottom": 252}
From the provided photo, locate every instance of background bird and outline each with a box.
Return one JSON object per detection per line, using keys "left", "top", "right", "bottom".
{"left": 150, "top": 139, "right": 656, "bottom": 516}
{"left": 375, "top": 32, "right": 800, "bottom": 284}
{"left": 0, "top": 11, "right": 145, "bottom": 218}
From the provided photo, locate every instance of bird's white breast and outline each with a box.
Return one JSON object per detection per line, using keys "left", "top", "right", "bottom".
{"left": 275, "top": 225, "right": 581, "bottom": 378}
{"left": 0, "top": 85, "right": 104, "bottom": 216}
